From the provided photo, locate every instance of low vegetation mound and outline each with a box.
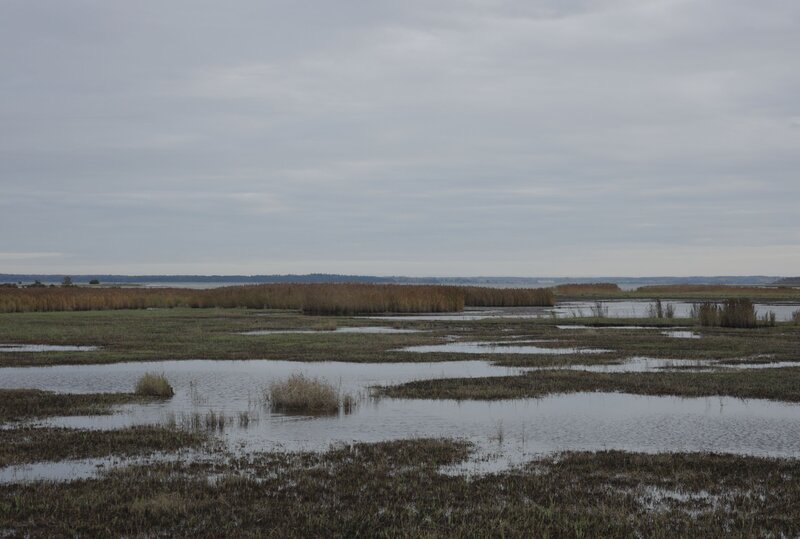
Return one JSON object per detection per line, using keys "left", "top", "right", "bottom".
{"left": 267, "top": 374, "right": 348, "bottom": 415}
{"left": 135, "top": 373, "right": 174, "bottom": 398}
{"left": 0, "top": 389, "right": 147, "bottom": 422}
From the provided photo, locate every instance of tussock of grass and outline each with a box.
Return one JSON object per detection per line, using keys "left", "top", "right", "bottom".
{"left": 267, "top": 374, "right": 347, "bottom": 415}
{"left": 135, "top": 373, "right": 174, "bottom": 398}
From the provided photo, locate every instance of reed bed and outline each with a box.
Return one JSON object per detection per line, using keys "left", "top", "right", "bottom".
{"left": 298, "top": 284, "right": 464, "bottom": 315}
{"left": 694, "top": 299, "right": 761, "bottom": 328}
{"left": 0, "top": 283, "right": 553, "bottom": 314}
{"left": 647, "top": 299, "right": 675, "bottom": 319}
{"left": 462, "top": 286, "right": 554, "bottom": 307}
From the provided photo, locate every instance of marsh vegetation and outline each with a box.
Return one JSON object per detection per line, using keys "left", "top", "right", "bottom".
{"left": 267, "top": 373, "right": 353, "bottom": 415}
{"left": 0, "top": 283, "right": 554, "bottom": 314}
{"left": 1, "top": 287, "right": 800, "bottom": 534}
{"left": 134, "top": 373, "right": 174, "bottom": 398}
{"left": 1, "top": 439, "right": 798, "bottom": 537}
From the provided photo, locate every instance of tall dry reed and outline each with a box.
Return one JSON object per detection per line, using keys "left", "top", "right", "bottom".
{"left": 0, "top": 283, "right": 554, "bottom": 314}
{"left": 462, "top": 287, "right": 554, "bottom": 307}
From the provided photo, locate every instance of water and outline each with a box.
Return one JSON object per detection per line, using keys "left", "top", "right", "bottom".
{"left": 395, "top": 342, "right": 611, "bottom": 355}
{"left": 555, "top": 301, "right": 800, "bottom": 321}
{"left": 529, "top": 357, "right": 800, "bottom": 374}
{"left": 0, "top": 344, "right": 99, "bottom": 353}
{"left": 556, "top": 325, "right": 656, "bottom": 330}
{"left": 662, "top": 331, "right": 701, "bottom": 339}
{"left": 241, "top": 327, "right": 422, "bottom": 335}
{"left": 367, "top": 302, "right": 800, "bottom": 321}
{"left": 3, "top": 359, "right": 800, "bottom": 480}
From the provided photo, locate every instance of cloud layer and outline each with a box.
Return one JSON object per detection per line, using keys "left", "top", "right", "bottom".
{"left": 2, "top": 0, "right": 798, "bottom": 275}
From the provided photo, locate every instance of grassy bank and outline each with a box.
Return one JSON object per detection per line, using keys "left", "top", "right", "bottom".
{"left": 0, "top": 389, "right": 157, "bottom": 422}
{"left": 380, "top": 367, "right": 800, "bottom": 402}
{"left": 1, "top": 308, "right": 798, "bottom": 367}
{"left": 0, "top": 438, "right": 797, "bottom": 537}
{"left": 0, "top": 426, "right": 205, "bottom": 467}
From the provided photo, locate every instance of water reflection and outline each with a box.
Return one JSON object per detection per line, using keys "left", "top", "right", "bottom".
{"left": 2, "top": 359, "right": 800, "bottom": 480}
{"left": 395, "top": 342, "right": 611, "bottom": 355}
{"left": 0, "top": 344, "right": 99, "bottom": 353}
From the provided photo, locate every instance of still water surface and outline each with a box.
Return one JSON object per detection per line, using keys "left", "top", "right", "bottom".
{"left": 2, "top": 359, "right": 800, "bottom": 480}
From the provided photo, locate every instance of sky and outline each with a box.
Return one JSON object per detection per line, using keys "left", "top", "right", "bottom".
{"left": 1, "top": 0, "right": 798, "bottom": 277}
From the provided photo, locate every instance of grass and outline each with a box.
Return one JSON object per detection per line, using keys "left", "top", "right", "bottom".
{"left": 0, "top": 426, "right": 205, "bottom": 467}
{"left": 134, "top": 373, "right": 174, "bottom": 398}
{"left": 2, "top": 306, "right": 800, "bottom": 534}
{"left": 0, "top": 389, "right": 152, "bottom": 422}
{"left": 0, "top": 308, "right": 799, "bottom": 368}
{"left": 1, "top": 438, "right": 799, "bottom": 536}
{"left": 267, "top": 374, "right": 347, "bottom": 415}
{"left": 380, "top": 367, "right": 800, "bottom": 402}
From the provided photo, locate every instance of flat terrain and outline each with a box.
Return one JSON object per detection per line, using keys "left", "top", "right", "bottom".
{"left": 1, "top": 302, "right": 799, "bottom": 536}
{"left": 2, "top": 439, "right": 798, "bottom": 537}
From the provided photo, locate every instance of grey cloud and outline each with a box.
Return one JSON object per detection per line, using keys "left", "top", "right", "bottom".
{"left": 1, "top": 0, "right": 798, "bottom": 275}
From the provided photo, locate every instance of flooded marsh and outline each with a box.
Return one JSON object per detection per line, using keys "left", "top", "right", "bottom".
{"left": 1, "top": 302, "right": 800, "bottom": 534}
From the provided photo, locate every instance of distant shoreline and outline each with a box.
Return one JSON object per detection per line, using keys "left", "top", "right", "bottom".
{"left": 0, "top": 273, "right": 788, "bottom": 288}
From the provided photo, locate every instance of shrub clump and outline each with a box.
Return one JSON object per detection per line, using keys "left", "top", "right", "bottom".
{"left": 135, "top": 373, "right": 174, "bottom": 398}
{"left": 719, "top": 298, "right": 758, "bottom": 328}
{"left": 694, "top": 302, "right": 720, "bottom": 326}
{"left": 267, "top": 374, "right": 348, "bottom": 415}
{"left": 695, "top": 299, "right": 759, "bottom": 328}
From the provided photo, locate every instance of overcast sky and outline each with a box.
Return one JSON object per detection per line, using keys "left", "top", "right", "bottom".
{"left": 1, "top": 0, "right": 798, "bottom": 276}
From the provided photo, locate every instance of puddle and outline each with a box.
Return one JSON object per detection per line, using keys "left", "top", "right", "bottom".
{"left": 663, "top": 331, "right": 701, "bottom": 339}
{"left": 240, "top": 327, "right": 421, "bottom": 335}
{"left": 3, "top": 360, "right": 800, "bottom": 480}
{"left": 395, "top": 342, "right": 610, "bottom": 355}
{"left": 0, "top": 450, "right": 205, "bottom": 484}
{"left": 0, "top": 344, "right": 99, "bottom": 353}
{"left": 557, "top": 325, "right": 660, "bottom": 330}
{"left": 718, "top": 361, "right": 800, "bottom": 370}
